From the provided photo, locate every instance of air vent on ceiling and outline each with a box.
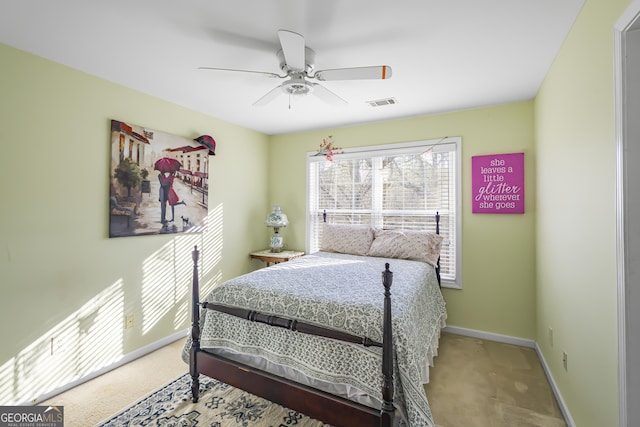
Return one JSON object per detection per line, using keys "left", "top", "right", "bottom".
{"left": 367, "top": 97, "right": 398, "bottom": 107}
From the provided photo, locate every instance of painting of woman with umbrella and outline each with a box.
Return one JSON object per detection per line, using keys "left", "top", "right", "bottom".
{"left": 109, "top": 120, "right": 212, "bottom": 238}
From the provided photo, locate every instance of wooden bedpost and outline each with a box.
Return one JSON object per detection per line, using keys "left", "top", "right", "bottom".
{"left": 190, "top": 245, "right": 201, "bottom": 402}
{"left": 435, "top": 211, "right": 441, "bottom": 286}
{"left": 380, "top": 263, "right": 395, "bottom": 426}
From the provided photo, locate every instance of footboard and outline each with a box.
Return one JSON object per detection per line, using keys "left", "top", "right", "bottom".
{"left": 189, "top": 245, "right": 395, "bottom": 427}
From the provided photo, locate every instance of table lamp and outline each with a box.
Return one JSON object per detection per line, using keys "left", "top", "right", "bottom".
{"left": 265, "top": 205, "right": 289, "bottom": 252}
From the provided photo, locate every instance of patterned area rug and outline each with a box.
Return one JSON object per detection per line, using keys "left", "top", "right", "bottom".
{"left": 98, "top": 373, "right": 329, "bottom": 426}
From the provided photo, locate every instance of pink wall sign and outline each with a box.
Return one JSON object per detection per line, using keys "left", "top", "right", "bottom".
{"left": 472, "top": 152, "right": 524, "bottom": 214}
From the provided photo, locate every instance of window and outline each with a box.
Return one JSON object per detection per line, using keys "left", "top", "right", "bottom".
{"left": 306, "top": 137, "right": 461, "bottom": 288}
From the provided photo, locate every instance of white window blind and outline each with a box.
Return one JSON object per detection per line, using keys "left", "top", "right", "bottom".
{"left": 306, "top": 137, "right": 461, "bottom": 288}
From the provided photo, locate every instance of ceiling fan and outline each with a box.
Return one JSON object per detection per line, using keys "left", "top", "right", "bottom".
{"left": 199, "top": 29, "right": 392, "bottom": 107}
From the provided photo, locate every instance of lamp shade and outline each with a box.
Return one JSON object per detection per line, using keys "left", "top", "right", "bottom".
{"left": 265, "top": 205, "right": 289, "bottom": 228}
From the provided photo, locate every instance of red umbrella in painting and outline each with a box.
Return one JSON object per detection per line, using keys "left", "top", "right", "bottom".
{"left": 154, "top": 157, "right": 182, "bottom": 173}
{"left": 194, "top": 135, "right": 216, "bottom": 155}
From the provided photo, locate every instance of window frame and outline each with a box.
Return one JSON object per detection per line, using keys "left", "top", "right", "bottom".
{"left": 305, "top": 136, "right": 462, "bottom": 289}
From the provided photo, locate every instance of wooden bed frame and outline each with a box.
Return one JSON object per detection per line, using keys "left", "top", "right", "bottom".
{"left": 189, "top": 213, "right": 441, "bottom": 427}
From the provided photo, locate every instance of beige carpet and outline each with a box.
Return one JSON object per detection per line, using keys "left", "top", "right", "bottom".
{"left": 42, "top": 339, "right": 188, "bottom": 427}
{"left": 44, "top": 333, "right": 567, "bottom": 427}
{"left": 425, "top": 334, "right": 567, "bottom": 427}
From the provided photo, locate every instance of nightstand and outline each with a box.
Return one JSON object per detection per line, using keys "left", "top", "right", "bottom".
{"left": 250, "top": 249, "right": 304, "bottom": 267}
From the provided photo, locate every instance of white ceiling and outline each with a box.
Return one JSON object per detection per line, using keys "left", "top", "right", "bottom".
{"left": 0, "top": 0, "right": 584, "bottom": 135}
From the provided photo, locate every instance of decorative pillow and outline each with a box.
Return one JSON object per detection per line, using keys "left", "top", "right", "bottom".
{"left": 320, "top": 223, "right": 375, "bottom": 256}
{"left": 367, "top": 229, "right": 443, "bottom": 266}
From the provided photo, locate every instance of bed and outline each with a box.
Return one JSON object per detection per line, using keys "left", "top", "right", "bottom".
{"left": 183, "top": 216, "right": 447, "bottom": 427}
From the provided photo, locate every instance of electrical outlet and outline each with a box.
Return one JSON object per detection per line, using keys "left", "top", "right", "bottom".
{"left": 562, "top": 351, "right": 568, "bottom": 371}
{"left": 50, "top": 337, "right": 63, "bottom": 355}
{"left": 548, "top": 327, "right": 553, "bottom": 347}
{"left": 125, "top": 314, "right": 134, "bottom": 329}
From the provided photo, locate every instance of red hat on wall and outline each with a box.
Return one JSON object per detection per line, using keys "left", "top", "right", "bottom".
{"left": 194, "top": 135, "right": 216, "bottom": 155}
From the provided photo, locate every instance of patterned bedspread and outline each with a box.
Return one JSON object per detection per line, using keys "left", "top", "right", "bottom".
{"left": 182, "top": 251, "right": 447, "bottom": 427}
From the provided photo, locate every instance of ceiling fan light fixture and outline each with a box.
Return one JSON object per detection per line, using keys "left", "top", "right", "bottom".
{"left": 281, "top": 75, "right": 312, "bottom": 96}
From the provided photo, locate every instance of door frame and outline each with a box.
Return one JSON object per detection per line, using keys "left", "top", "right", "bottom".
{"left": 615, "top": 1, "right": 640, "bottom": 426}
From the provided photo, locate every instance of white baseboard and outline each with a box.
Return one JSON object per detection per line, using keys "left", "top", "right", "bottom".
{"left": 26, "top": 328, "right": 189, "bottom": 406}
{"left": 442, "top": 325, "right": 574, "bottom": 427}
{"left": 535, "top": 343, "right": 576, "bottom": 427}
{"left": 442, "top": 325, "right": 536, "bottom": 348}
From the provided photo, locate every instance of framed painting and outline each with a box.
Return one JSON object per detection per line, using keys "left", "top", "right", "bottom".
{"left": 471, "top": 152, "right": 524, "bottom": 214}
{"left": 109, "top": 119, "right": 212, "bottom": 238}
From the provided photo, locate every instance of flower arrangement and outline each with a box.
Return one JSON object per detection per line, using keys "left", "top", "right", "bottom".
{"left": 317, "top": 135, "right": 343, "bottom": 161}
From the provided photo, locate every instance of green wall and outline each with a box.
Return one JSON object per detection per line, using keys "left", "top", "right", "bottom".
{"left": 535, "top": 0, "right": 630, "bottom": 425}
{"left": 268, "top": 101, "right": 537, "bottom": 340}
{"left": 0, "top": 42, "right": 270, "bottom": 404}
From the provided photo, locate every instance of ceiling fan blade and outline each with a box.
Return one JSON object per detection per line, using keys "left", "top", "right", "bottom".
{"left": 310, "top": 83, "right": 348, "bottom": 106}
{"left": 277, "top": 29, "right": 306, "bottom": 71}
{"left": 314, "top": 65, "right": 392, "bottom": 81}
{"left": 198, "top": 67, "right": 284, "bottom": 78}
{"left": 252, "top": 85, "right": 284, "bottom": 106}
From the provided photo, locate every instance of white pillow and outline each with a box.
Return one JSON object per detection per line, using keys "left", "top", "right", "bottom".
{"left": 320, "top": 223, "right": 375, "bottom": 256}
{"left": 367, "top": 229, "right": 443, "bottom": 266}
